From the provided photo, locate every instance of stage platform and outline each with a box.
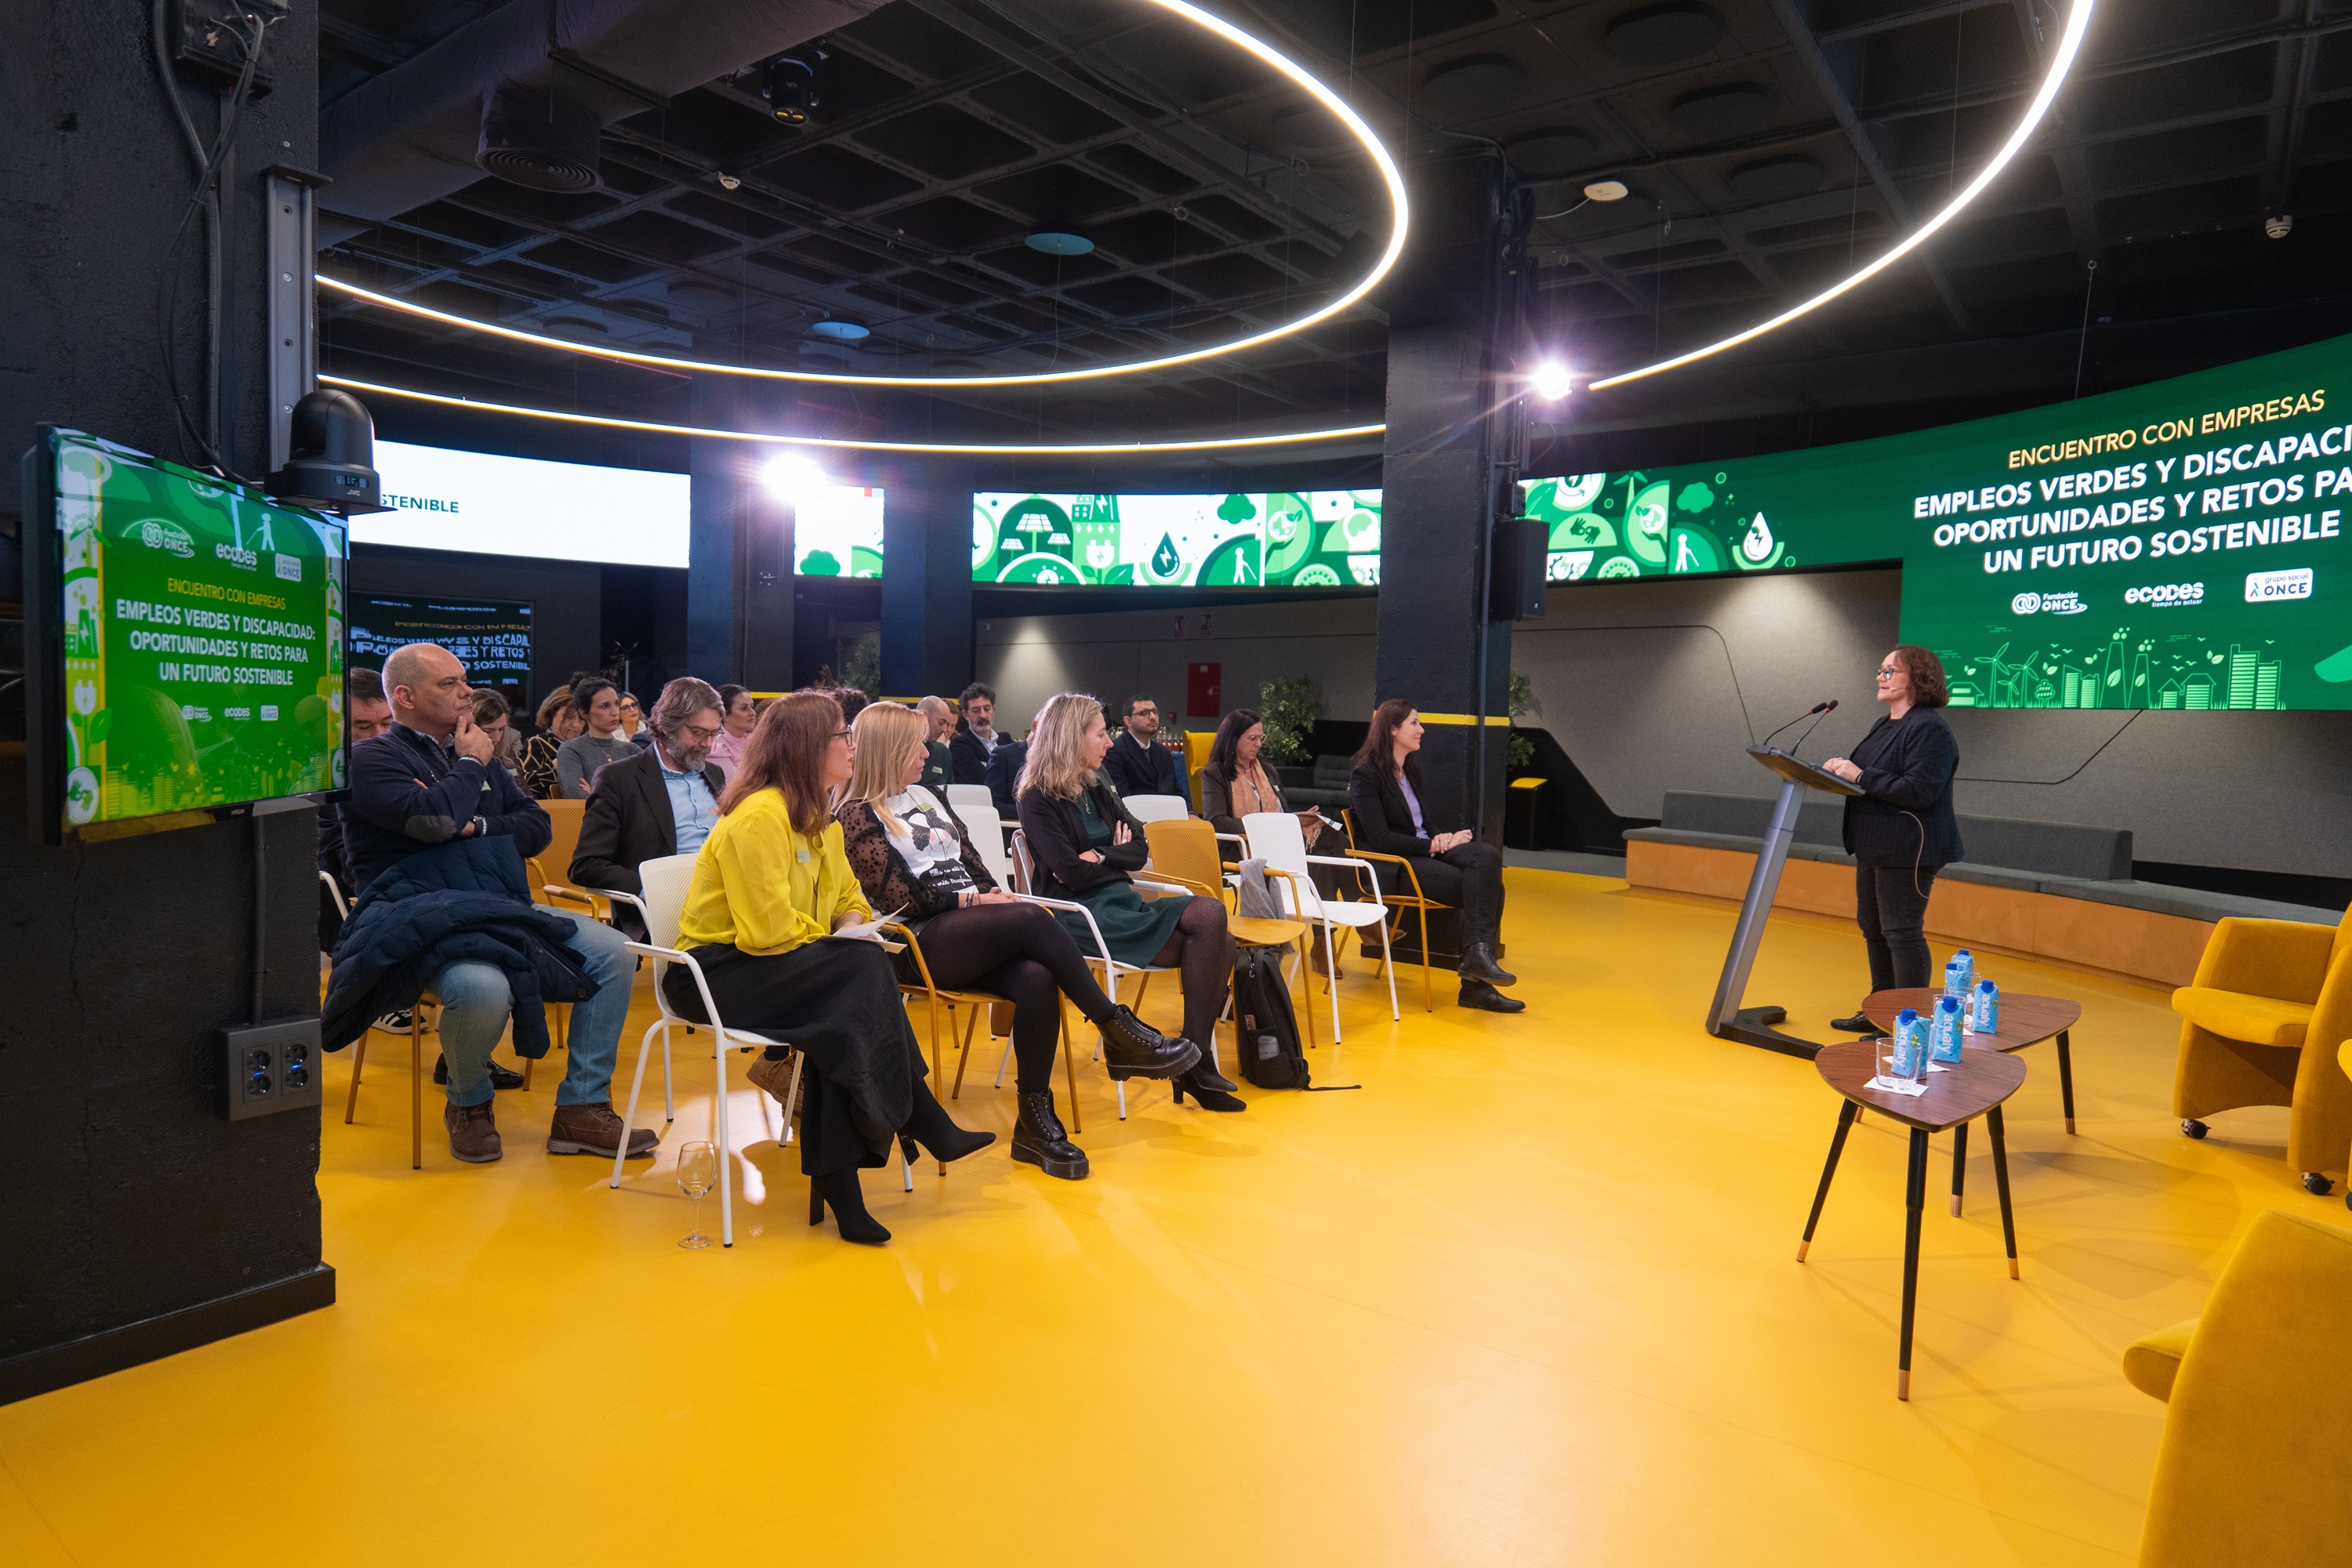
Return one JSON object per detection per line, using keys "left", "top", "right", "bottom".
{"left": 2, "top": 867, "right": 2320, "bottom": 1566}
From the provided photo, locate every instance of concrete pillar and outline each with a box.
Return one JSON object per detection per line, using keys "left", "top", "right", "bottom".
{"left": 686, "top": 380, "right": 793, "bottom": 690}
{"left": 880, "top": 456, "right": 975, "bottom": 699}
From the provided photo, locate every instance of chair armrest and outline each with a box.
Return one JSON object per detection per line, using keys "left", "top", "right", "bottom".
{"left": 1323, "top": 846, "right": 1427, "bottom": 902}
{"left": 1214, "top": 833, "right": 1249, "bottom": 858}
{"left": 318, "top": 869, "right": 350, "bottom": 920}
{"left": 1011, "top": 892, "right": 1116, "bottom": 967}
{"left": 880, "top": 919, "right": 939, "bottom": 992}
{"left": 2122, "top": 1318, "right": 2198, "bottom": 1402}
{"left": 542, "top": 884, "right": 612, "bottom": 920}
{"left": 1147, "top": 869, "right": 1223, "bottom": 900}
{"left": 1134, "top": 877, "right": 1192, "bottom": 898}
{"left": 2194, "top": 916, "right": 2336, "bottom": 1001}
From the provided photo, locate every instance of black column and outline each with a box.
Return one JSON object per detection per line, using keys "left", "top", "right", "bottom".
{"left": 686, "top": 379, "right": 793, "bottom": 690}
{"left": 1373, "top": 152, "right": 1515, "bottom": 840}
{"left": 2, "top": 5, "right": 332, "bottom": 1402}
{"left": 880, "top": 456, "right": 975, "bottom": 699}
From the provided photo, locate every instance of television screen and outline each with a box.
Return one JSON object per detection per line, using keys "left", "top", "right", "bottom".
{"left": 24, "top": 427, "right": 349, "bottom": 841}
{"left": 350, "top": 593, "right": 532, "bottom": 693}
{"left": 971, "top": 490, "right": 1382, "bottom": 586}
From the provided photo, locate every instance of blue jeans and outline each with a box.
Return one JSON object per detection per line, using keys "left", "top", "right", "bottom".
{"left": 433, "top": 911, "right": 632, "bottom": 1109}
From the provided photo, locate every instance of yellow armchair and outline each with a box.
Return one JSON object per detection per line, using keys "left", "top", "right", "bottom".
{"left": 2125, "top": 1209, "right": 2352, "bottom": 1566}
{"left": 2170, "top": 913, "right": 2352, "bottom": 1193}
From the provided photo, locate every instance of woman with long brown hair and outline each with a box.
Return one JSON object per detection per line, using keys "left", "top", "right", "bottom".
{"left": 520, "top": 684, "right": 581, "bottom": 800}
{"left": 669, "top": 691, "right": 993, "bottom": 1243}
{"left": 1348, "top": 699, "right": 1522, "bottom": 1014}
{"left": 837, "top": 703, "right": 1196, "bottom": 1180}
{"left": 1015, "top": 692, "right": 1246, "bottom": 1112}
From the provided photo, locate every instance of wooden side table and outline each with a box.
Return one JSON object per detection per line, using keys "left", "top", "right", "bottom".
{"left": 1864, "top": 986, "right": 2082, "bottom": 1217}
{"left": 1800, "top": 1040, "right": 2028, "bottom": 1399}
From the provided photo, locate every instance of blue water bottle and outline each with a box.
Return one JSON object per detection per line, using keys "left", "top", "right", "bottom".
{"left": 1931, "top": 994, "right": 1965, "bottom": 1064}
{"left": 1972, "top": 978, "right": 1999, "bottom": 1035}
{"left": 1944, "top": 949, "right": 1973, "bottom": 999}
{"left": 1891, "top": 1007, "right": 1925, "bottom": 1080}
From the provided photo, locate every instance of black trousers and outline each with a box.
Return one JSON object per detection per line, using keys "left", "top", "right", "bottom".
{"left": 1855, "top": 862, "right": 1942, "bottom": 993}
{"left": 1385, "top": 840, "right": 1507, "bottom": 950}
{"left": 902, "top": 902, "right": 1114, "bottom": 1095}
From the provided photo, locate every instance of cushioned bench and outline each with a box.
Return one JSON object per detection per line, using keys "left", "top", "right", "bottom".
{"left": 1623, "top": 791, "right": 2340, "bottom": 988}
{"left": 1277, "top": 754, "right": 1355, "bottom": 811}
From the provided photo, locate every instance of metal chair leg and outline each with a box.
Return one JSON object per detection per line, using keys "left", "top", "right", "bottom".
{"left": 410, "top": 1014, "right": 423, "bottom": 1171}
{"left": 780, "top": 1050, "right": 804, "bottom": 1146}
{"left": 612, "top": 1018, "right": 663, "bottom": 1189}
{"left": 343, "top": 1032, "right": 368, "bottom": 1124}
{"left": 1417, "top": 904, "right": 1433, "bottom": 1013}
{"left": 950, "top": 1004, "right": 982, "bottom": 1099}
{"left": 660, "top": 1022, "right": 675, "bottom": 1123}
{"left": 1059, "top": 1003, "right": 1082, "bottom": 1134}
{"left": 714, "top": 1029, "right": 735, "bottom": 1247}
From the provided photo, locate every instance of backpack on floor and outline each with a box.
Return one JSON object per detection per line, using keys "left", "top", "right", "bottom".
{"left": 1232, "top": 946, "right": 1310, "bottom": 1089}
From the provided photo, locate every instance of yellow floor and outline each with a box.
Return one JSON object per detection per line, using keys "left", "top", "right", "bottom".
{"left": 2, "top": 869, "right": 2332, "bottom": 1566}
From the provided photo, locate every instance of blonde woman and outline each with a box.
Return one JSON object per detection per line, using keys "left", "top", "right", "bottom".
{"left": 1015, "top": 693, "right": 1245, "bottom": 1112}
{"left": 837, "top": 704, "right": 1196, "bottom": 1180}
{"left": 520, "top": 684, "right": 580, "bottom": 799}
{"left": 669, "top": 692, "right": 992, "bottom": 1243}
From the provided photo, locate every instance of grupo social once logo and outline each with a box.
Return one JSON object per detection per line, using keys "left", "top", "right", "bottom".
{"left": 2010, "top": 591, "right": 2041, "bottom": 615}
{"left": 2244, "top": 567, "right": 2315, "bottom": 603}
{"left": 2124, "top": 582, "right": 2205, "bottom": 608}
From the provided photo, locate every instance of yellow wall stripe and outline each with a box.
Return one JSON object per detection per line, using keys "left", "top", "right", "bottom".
{"left": 1416, "top": 712, "right": 1512, "bottom": 727}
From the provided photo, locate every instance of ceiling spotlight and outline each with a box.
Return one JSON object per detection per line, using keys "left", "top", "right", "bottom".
{"left": 1025, "top": 230, "right": 1095, "bottom": 256}
{"left": 1530, "top": 361, "right": 1576, "bottom": 401}
{"left": 762, "top": 454, "right": 829, "bottom": 501}
{"left": 809, "top": 319, "right": 869, "bottom": 341}
{"left": 1583, "top": 180, "right": 1630, "bottom": 202}
{"left": 715, "top": 173, "right": 741, "bottom": 191}
{"left": 762, "top": 54, "right": 818, "bottom": 125}
{"left": 2265, "top": 213, "right": 2294, "bottom": 240}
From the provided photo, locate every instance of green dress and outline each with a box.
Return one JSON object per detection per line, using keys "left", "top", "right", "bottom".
{"left": 1051, "top": 792, "right": 1189, "bottom": 965}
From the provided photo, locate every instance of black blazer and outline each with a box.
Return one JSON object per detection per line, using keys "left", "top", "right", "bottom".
{"left": 1016, "top": 779, "right": 1149, "bottom": 902}
{"left": 949, "top": 726, "right": 1002, "bottom": 785}
{"left": 1347, "top": 760, "right": 1442, "bottom": 859}
{"left": 571, "top": 747, "right": 726, "bottom": 932}
{"left": 984, "top": 739, "right": 1029, "bottom": 819}
{"left": 1102, "top": 731, "right": 1191, "bottom": 806}
{"left": 1839, "top": 706, "right": 1965, "bottom": 867}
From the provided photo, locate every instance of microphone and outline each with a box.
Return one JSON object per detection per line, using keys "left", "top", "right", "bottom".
{"left": 1758, "top": 699, "right": 1836, "bottom": 750}
{"left": 1787, "top": 699, "right": 1838, "bottom": 759}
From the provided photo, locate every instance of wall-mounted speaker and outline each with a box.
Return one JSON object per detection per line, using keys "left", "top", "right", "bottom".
{"left": 1489, "top": 516, "right": 1548, "bottom": 620}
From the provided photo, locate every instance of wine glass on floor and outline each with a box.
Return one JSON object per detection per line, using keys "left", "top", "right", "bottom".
{"left": 677, "top": 1141, "right": 718, "bottom": 1250}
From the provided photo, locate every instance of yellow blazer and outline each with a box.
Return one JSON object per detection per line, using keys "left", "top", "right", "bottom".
{"left": 677, "top": 787, "right": 872, "bottom": 956}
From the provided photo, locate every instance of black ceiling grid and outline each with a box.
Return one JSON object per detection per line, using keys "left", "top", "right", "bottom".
{"left": 313, "top": 1, "right": 2352, "bottom": 473}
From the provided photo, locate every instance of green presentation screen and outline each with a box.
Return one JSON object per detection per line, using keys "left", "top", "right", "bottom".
{"left": 973, "top": 489, "right": 1383, "bottom": 586}
{"left": 31, "top": 428, "right": 349, "bottom": 839}
{"left": 1523, "top": 331, "right": 2352, "bottom": 710}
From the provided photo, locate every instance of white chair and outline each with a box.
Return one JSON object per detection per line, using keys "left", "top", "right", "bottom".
{"left": 1007, "top": 829, "right": 1192, "bottom": 1120}
{"left": 1243, "top": 811, "right": 1399, "bottom": 1041}
{"left": 946, "top": 785, "right": 1014, "bottom": 886}
{"left": 1120, "top": 793, "right": 1191, "bottom": 824}
{"left": 609, "top": 853, "right": 911, "bottom": 1248}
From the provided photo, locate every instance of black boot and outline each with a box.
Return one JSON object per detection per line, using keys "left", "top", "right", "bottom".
{"left": 1184, "top": 1044, "right": 1238, "bottom": 1094}
{"left": 1171, "top": 1066, "right": 1246, "bottom": 1112}
{"left": 808, "top": 1171, "right": 890, "bottom": 1244}
{"left": 433, "top": 1054, "right": 524, "bottom": 1090}
{"left": 1096, "top": 1005, "right": 1201, "bottom": 1080}
{"left": 1458, "top": 979, "right": 1526, "bottom": 1014}
{"left": 1457, "top": 942, "right": 1516, "bottom": 987}
{"left": 898, "top": 1079, "right": 996, "bottom": 1164}
{"left": 1011, "top": 1091, "right": 1089, "bottom": 1181}
{"left": 1830, "top": 1011, "right": 1877, "bottom": 1033}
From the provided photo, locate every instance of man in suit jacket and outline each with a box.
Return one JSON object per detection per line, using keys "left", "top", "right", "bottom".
{"left": 1101, "top": 694, "right": 1190, "bottom": 808}
{"left": 571, "top": 677, "right": 728, "bottom": 940}
{"left": 949, "top": 681, "right": 1006, "bottom": 784}
{"left": 985, "top": 728, "right": 1031, "bottom": 821}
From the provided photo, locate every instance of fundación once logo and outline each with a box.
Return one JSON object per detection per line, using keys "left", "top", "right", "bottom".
{"left": 2011, "top": 590, "right": 2086, "bottom": 615}
{"left": 2244, "top": 567, "right": 2314, "bottom": 603}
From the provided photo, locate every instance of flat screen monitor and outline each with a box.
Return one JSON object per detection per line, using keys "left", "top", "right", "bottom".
{"left": 350, "top": 593, "right": 532, "bottom": 695}
{"left": 22, "top": 427, "right": 350, "bottom": 843}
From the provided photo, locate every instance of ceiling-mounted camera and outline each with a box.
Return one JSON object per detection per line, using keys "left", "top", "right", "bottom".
{"left": 762, "top": 46, "right": 826, "bottom": 125}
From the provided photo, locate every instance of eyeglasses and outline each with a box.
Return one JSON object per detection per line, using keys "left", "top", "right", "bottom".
{"left": 1875, "top": 666, "right": 1904, "bottom": 679}
{"left": 679, "top": 721, "right": 721, "bottom": 742}
{"left": 829, "top": 728, "right": 851, "bottom": 740}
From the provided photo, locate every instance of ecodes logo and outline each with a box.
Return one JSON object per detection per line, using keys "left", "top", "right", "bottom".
{"left": 2011, "top": 590, "right": 2086, "bottom": 615}
{"left": 2245, "top": 567, "right": 2314, "bottom": 603}
{"left": 136, "top": 518, "right": 194, "bottom": 557}
{"left": 214, "top": 543, "right": 259, "bottom": 570}
{"left": 2125, "top": 582, "right": 2205, "bottom": 608}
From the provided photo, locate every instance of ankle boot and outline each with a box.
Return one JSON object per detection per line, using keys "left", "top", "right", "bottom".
{"left": 1458, "top": 942, "right": 1516, "bottom": 987}
{"left": 1185, "top": 1042, "right": 1238, "bottom": 1094}
{"left": 1457, "top": 978, "right": 1526, "bottom": 1014}
{"left": 898, "top": 1079, "right": 996, "bottom": 1164}
{"left": 1171, "top": 1066, "right": 1246, "bottom": 1112}
{"left": 1011, "top": 1091, "right": 1089, "bottom": 1181}
{"left": 808, "top": 1170, "right": 891, "bottom": 1244}
{"left": 1097, "top": 1005, "right": 1200, "bottom": 1080}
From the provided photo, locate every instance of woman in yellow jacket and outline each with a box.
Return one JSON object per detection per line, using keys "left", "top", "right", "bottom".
{"left": 669, "top": 691, "right": 991, "bottom": 1243}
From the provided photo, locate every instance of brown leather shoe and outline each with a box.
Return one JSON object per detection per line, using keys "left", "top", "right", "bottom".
{"left": 546, "top": 1101, "right": 659, "bottom": 1158}
{"left": 445, "top": 1100, "right": 503, "bottom": 1163}
{"left": 746, "top": 1052, "right": 799, "bottom": 1108}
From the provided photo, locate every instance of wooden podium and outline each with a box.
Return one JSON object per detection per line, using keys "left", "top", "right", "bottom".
{"left": 1705, "top": 745, "right": 1863, "bottom": 1058}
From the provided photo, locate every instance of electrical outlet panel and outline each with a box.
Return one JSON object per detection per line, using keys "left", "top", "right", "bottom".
{"left": 220, "top": 1018, "right": 323, "bottom": 1121}
{"left": 170, "top": 0, "right": 290, "bottom": 97}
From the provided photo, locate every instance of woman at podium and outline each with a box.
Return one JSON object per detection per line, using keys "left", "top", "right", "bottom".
{"left": 1820, "top": 646, "right": 1965, "bottom": 1033}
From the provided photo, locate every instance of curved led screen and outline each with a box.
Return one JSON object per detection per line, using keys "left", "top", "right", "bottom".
{"left": 971, "top": 490, "right": 1382, "bottom": 587}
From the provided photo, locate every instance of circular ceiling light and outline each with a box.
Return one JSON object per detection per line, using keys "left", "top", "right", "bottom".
{"left": 809, "top": 319, "right": 870, "bottom": 340}
{"left": 1583, "top": 180, "right": 1631, "bottom": 202}
{"left": 1025, "top": 230, "right": 1095, "bottom": 256}
{"left": 319, "top": 373, "right": 1387, "bottom": 456}
{"left": 318, "top": 0, "right": 1406, "bottom": 392}
{"left": 1591, "top": 0, "right": 2098, "bottom": 391}
{"left": 1530, "top": 362, "right": 1576, "bottom": 401}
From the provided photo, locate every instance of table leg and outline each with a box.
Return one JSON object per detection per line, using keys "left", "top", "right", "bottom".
{"left": 2055, "top": 1029, "right": 2077, "bottom": 1134}
{"left": 1987, "top": 1105, "right": 2020, "bottom": 1280}
{"left": 1899, "top": 1127, "right": 1928, "bottom": 1401}
{"left": 1950, "top": 1119, "right": 1968, "bottom": 1218}
{"left": 1797, "top": 1101, "right": 1860, "bottom": 1262}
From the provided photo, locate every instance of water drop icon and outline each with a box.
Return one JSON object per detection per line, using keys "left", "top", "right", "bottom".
{"left": 1740, "top": 512, "right": 1775, "bottom": 564}
{"left": 1149, "top": 533, "right": 1181, "bottom": 578}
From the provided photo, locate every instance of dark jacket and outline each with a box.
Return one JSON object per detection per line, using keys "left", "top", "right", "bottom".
{"left": 985, "top": 739, "right": 1029, "bottom": 820}
{"left": 569, "top": 746, "right": 724, "bottom": 937}
{"left": 1348, "top": 759, "right": 1443, "bottom": 860}
{"left": 344, "top": 723, "right": 551, "bottom": 895}
{"left": 921, "top": 740, "right": 953, "bottom": 794}
{"left": 949, "top": 725, "right": 1005, "bottom": 786}
{"left": 1102, "top": 730, "right": 1190, "bottom": 807}
{"left": 1017, "top": 779, "right": 1148, "bottom": 902}
{"left": 321, "top": 837, "right": 598, "bottom": 1055}
{"left": 1840, "top": 706, "right": 1965, "bottom": 866}
{"left": 317, "top": 802, "right": 354, "bottom": 949}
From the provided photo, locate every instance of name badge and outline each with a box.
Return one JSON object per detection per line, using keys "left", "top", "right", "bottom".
{"left": 797, "top": 848, "right": 811, "bottom": 865}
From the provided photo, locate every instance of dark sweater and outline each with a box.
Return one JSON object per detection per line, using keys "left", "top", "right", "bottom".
{"left": 1016, "top": 780, "right": 1149, "bottom": 902}
{"left": 1839, "top": 706, "right": 1965, "bottom": 866}
{"left": 343, "top": 722, "right": 551, "bottom": 895}
{"left": 1102, "top": 731, "right": 1190, "bottom": 806}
